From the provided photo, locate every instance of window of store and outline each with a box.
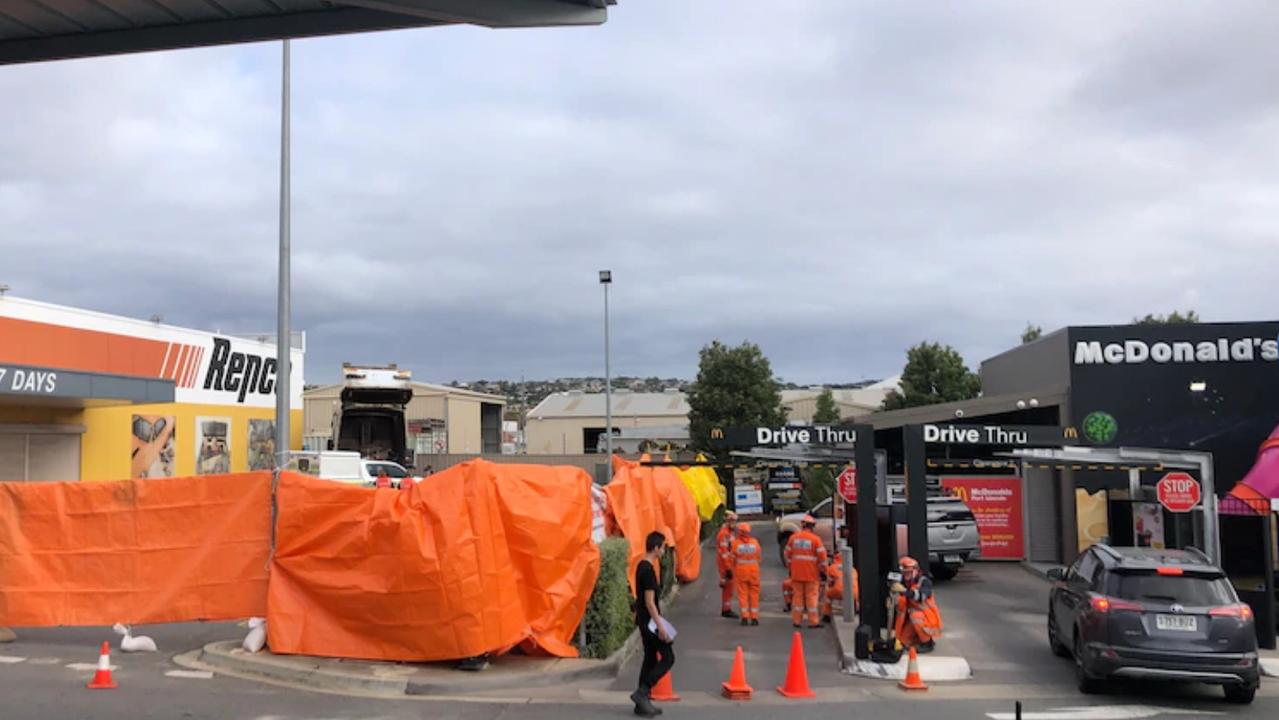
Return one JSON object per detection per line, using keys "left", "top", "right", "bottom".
{"left": 0, "top": 426, "right": 82, "bottom": 481}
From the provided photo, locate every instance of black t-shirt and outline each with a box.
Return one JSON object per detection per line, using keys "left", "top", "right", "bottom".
{"left": 635, "top": 559, "right": 660, "bottom": 629}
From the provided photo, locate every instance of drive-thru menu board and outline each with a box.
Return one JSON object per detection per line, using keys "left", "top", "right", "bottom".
{"left": 940, "top": 477, "right": 1025, "bottom": 560}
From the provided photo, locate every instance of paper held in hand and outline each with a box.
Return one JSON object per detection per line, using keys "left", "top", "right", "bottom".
{"left": 647, "top": 617, "right": 678, "bottom": 641}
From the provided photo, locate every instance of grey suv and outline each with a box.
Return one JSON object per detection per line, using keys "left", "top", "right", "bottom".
{"left": 1047, "top": 545, "right": 1259, "bottom": 703}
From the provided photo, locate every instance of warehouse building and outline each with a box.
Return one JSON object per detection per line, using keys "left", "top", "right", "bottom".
{"left": 781, "top": 377, "right": 899, "bottom": 422}
{"left": 524, "top": 389, "right": 689, "bottom": 455}
{"left": 0, "top": 295, "right": 304, "bottom": 481}
{"left": 302, "top": 381, "right": 506, "bottom": 457}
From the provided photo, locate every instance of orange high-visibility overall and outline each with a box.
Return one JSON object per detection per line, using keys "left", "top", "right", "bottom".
{"left": 784, "top": 530, "right": 827, "bottom": 626}
{"left": 894, "top": 577, "right": 943, "bottom": 647}
{"left": 732, "top": 536, "right": 762, "bottom": 621}
{"left": 716, "top": 524, "right": 736, "bottom": 613}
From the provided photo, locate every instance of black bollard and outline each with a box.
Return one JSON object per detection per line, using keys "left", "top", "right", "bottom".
{"left": 1015, "top": 701, "right": 1022, "bottom": 720}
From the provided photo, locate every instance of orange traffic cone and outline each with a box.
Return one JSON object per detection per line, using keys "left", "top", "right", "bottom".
{"left": 86, "top": 641, "right": 117, "bottom": 690}
{"left": 721, "top": 645, "right": 753, "bottom": 700}
{"left": 776, "top": 631, "right": 816, "bottom": 698}
{"left": 898, "top": 646, "right": 927, "bottom": 691}
{"left": 651, "top": 669, "right": 680, "bottom": 702}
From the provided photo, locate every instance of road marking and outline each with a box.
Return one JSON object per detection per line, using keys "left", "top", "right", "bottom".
{"left": 26, "top": 658, "right": 61, "bottom": 665}
{"left": 0, "top": 656, "right": 26, "bottom": 664}
{"left": 987, "top": 705, "right": 1223, "bottom": 719}
{"left": 65, "top": 662, "right": 115, "bottom": 671}
{"left": 166, "top": 670, "right": 214, "bottom": 679}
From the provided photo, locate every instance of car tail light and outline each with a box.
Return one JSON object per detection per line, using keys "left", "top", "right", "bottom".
{"left": 1090, "top": 594, "right": 1141, "bottom": 613}
{"left": 1156, "top": 566, "right": 1184, "bottom": 576}
{"left": 1209, "top": 604, "right": 1254, "bottom": 620}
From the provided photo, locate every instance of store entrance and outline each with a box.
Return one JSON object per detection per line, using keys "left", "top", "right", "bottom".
{"left": 0, "top": 425, "right": 81, "bottom": 481}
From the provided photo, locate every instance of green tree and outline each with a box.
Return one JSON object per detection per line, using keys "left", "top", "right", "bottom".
{"left": 812, "top": 387, "right": 841, "bottom": 424}
{"left": 803, "top": 465, "right": 836, "bottom": 507}
{"left": 687, "top": 340, "right": 785, "bottom": 451}
{"left": 880, "top": 342, "right": 982, "bottom": 410}
{"left": 1134, "top": 310, "right": 1200, "bottom": 325}
{"left": 1021, "top": 324, "right": 1043, "bottom": 344}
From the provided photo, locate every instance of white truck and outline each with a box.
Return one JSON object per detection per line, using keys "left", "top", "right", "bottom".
{"left": 287, "top": 450, "right": 417, "bottom": 487}
{"left": 328, "top": 363, "right": 414, "bottom": 468}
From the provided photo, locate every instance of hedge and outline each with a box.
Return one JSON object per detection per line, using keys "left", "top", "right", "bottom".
{"left": 580, "top": 538, "right": 679, "bottom": 660}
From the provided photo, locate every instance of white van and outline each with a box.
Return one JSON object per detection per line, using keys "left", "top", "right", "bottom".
{"left": 286, "top": 450, "right": 417, "bottom": 487}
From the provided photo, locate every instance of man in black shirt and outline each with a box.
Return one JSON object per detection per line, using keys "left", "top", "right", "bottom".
{"left": 632, "top": 531, "right": 674, "bottom": 717}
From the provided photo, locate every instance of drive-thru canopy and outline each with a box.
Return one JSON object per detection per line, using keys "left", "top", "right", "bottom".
{"left": 0, "top": 0, "right": 614, "bottom": 65}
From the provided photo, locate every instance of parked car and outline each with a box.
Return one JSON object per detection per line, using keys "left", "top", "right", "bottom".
{"left": 286, "top": 450, "right": 418, "bottom": 488}
{"left": 1047, "top": 544, "right": 1259, "bottom": 703}
{"left": 774, "top": 495, "right": 980, "bottom": 580}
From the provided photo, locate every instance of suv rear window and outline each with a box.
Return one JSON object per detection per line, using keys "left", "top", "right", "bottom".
{"left": 928, "top": 504, "right": 975, "bottom": 523}
{"left": 1107, "top": 572, "right": 1234, "bottom": 606}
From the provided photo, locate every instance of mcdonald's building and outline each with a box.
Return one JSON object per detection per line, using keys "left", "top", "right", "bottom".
{"left": 870, "top": 321, "right": 1279, "bottom": 565}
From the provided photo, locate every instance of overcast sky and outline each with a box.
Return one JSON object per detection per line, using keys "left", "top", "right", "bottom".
{"left": 2, "top": 2, "right": 1277, "bottom": 386}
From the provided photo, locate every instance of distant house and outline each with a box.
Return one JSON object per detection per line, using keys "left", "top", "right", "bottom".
{"left": 524, "top": 389, "right": 690, "bottom": 455}
{"left": 781, "top": 376, "right": 900, "bottom": 423}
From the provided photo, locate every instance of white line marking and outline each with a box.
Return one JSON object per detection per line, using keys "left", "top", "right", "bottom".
{"left": 65, "top": 662, "right": 115, "bottom": 671}
{"left": 166, "top": 670, "right": 214, "bottom": 679}
{"left": 26, "top": 658, "right": 61, "bottom": 665}
{"left": 987, "top": 705, "right": 1223, "bottom": 719}
{"left": 0, "top": 656, "right": 26, "bottom": 664}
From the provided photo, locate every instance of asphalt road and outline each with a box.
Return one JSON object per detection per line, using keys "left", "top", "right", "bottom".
{"left": 1, "top": 527, "right": 1276, "bottom": 719}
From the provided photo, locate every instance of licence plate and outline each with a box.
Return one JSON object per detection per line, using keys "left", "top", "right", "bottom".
{"left": 1156, "top": 614, "right": 1197, "bottom": 632}
{"left": 943, "top": 554, "right": 961, "bottom": 564}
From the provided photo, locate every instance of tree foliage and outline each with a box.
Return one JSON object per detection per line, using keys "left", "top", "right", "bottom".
{"left": 1134, "top": 310, "right": 1200, "bottom": 325}
{"left": 880, "top": 342, "right": 982, "bottom": 410}
{"left": 803, "top": 465, "right": 836, "bottom": 508}
{"left": 687, "top": 340, "right": 784, "bottom": 451}
{"left": 812, "top": 387, "right": 841, "bottom": 424}
{"left": 1021, "top": 324, "right": 1043, "bottom": 344}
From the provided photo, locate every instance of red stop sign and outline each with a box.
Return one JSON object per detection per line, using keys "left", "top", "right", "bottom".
{"left": 1157, "top": 472, "right": 1201, "bottom": 513}
{"left": 837, "top": 467, "right": 858, "bottom": 503}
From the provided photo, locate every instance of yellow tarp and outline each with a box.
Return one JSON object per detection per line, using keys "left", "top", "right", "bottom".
{"left": 676, "top": 457, "right": 724, "bottom": 521}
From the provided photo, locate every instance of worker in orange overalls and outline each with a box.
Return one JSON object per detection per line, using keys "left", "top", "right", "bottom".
{"left": 731, "top": 523, "right": 761, "bottom": 626}
{"left": 821, "top": 552, "right": 858, "bottom": 623}
{"left": 716, "top": 511, "right": 739, "bottom": 618}
{"left": 891, "top": 556, "right": 943, "bottom": 652}
{"left": 782, "top": 577, "right": 793, "bottom": 613}
{"left": 783, "top": 515, "right": 827, "bottom": 628}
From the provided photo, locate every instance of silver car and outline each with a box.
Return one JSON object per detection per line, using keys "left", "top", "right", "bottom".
{"left": 776, "top": 496, "right": 980, "bottom": 580}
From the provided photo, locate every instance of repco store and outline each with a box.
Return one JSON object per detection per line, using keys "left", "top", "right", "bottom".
{"left": 871, "top": 321, "right": 1279, "bottom": 566}
{"left": 0, "top": 295, "right": 304, "bottom": 482}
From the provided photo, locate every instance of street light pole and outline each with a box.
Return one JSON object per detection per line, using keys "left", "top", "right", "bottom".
{"left": 600, "top": 270, "right": 613, "bottom": 481}
{"left": 274, "top": 38, "right": 292, "bottom": 471}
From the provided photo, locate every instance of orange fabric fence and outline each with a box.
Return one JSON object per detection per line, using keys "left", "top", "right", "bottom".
{"left": 267, "top": 461, "right": 599, "bottom": 662}
{"left": 0, "top": 473, "right": 271, "bottom": 626}
{"left": 607, "top": 457, "right": 702, "bottom": 587}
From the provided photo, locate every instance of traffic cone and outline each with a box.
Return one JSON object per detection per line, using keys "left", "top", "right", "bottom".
{"left": 720, "top": 645, "right": 753, "bottom": 700}
{"left": 776, "top": 631, "right": 815, "bottom": 698}
{"left": 898, "top": 646, "right": 927, "bottom": 691}
{"left": 86, "top": 641, "right": 117, "bottom": 690}
{"left": 650, "top": 669, "right": 680, "bottom": 702}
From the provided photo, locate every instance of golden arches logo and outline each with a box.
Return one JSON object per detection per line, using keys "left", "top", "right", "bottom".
{"left": 951, "top": 485, "right": 971, "bottom": 503}
{"left": 710, "top": 427, "right": 725, "bottom": 440}
{"left": 1064, "top": 426, "right": 1079, "bottom": 439}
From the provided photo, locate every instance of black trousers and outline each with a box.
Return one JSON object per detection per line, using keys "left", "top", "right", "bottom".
{"left": 637, "top": 626, "right": 675, "bottom": 693}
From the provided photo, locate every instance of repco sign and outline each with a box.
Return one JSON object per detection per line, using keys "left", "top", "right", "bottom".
{"left": 202, "top": 337, "right": 278, "bottom": 403}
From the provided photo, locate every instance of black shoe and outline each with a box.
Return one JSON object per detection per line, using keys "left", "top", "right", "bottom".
{"left": 783, "top": 604, "right": 791, "bottom": 612}
{"left": 822, "top": 615, "right": 832, "bottom": 624}
{"left": 918, "top": 640, "right": 936, "bottom": 654}
{"left": 793, "top": 623, "right": 802, "bottom": 629}
{"left": 721, "top": 610, "right": 738, "bottom": 619}
{"left": 740, "top": 618, "right": 749, "bottom": 626}
{"left": 457, "top": 654, "right": 490, "bottom": 671}
{"left": 750, "top": 619, "right": 759, "bottom": 626}
{"left": 631, "top": 690, "right": 658, "bottom": 717}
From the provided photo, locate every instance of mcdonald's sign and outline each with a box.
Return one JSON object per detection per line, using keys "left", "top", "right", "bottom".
{"left": 1063, "top": 426, "right": 1079, "bottom": 440}
{"left": 710, "top": 427, "right": 724, "bottom": 440}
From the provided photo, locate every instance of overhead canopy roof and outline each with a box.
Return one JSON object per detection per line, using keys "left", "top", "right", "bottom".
{"left": 0, "top": 0, "right": 614, "bottom": 65}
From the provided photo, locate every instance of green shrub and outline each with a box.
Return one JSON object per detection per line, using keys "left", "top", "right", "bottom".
{"left": 803, "top": 465, "right": 836, "bottom": 508}
{"left": 581, "top": 538, "right": 633, "bottom": 659}
{"left": 659, "top": 547, "right": 676, "bottom": 600}
{"left": 699, "top": 504, "right": 726, "bottom": 542}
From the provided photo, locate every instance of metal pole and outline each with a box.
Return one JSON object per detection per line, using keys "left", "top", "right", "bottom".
{"left": 274, "top": 38, "right": 291, "bottom": 472}
{"left": 603, "top": 279, "right": 612, "bottom": 478}
{"left": 854, "top": 424, "right": 882, "bottom": 631}
{"left": 841, "top": 550, "right": 854, "bottom": 623}
{"left": 1199, "top": 454, "right": 1220, "bottom": 564}
{"left": 904, "top": 425, "right": 929, "bottom": 565}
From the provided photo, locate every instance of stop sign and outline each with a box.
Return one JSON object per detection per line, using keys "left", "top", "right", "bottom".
{"left": 837, "top": 467, "right": 857, "bottom": 503}
{"left": 1157, "top": 472, "right": 1201, "bottom": 513}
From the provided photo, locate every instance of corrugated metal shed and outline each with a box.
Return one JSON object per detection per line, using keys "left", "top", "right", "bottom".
{"left": 528, "top": 389, "right": 689, "bottom": 419}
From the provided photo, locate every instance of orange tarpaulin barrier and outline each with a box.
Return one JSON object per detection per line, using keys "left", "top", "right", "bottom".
{"left": 0, "top": 473, "right": 271, "bottom": 626}
{"left": 607, "top": 457, "right": 702, "bottom": 587}
{"left": 267, "top": 461, "right": 599, "bottom": 662}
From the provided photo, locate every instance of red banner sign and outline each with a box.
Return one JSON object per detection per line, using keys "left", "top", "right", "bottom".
{"left": 940, "top": 477, "right": 1024, "bottom": 560}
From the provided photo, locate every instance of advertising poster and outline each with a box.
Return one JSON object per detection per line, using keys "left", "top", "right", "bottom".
{"left": 733, "top": 467, "right": 764, "bottom": 515}
{"left": 1076, "top": 489, "right": 1110, "bottom": 552}
{"left": 940, "top": 477, "right": 1025, "bottom": 560}
{"left": 767, "top": 465, "right": 804, "bottom": 513}
{"left": 131, "top": 414, "right": 175, "bottom": 478}
{"left": 248, "top": 419, "right": 276, "bottom": 471}
{"left": 195, "top": 417, "right": 232, "bottom": 475}
{"left": 1133, "top": 502, "right": 1166, "bottom": 549}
